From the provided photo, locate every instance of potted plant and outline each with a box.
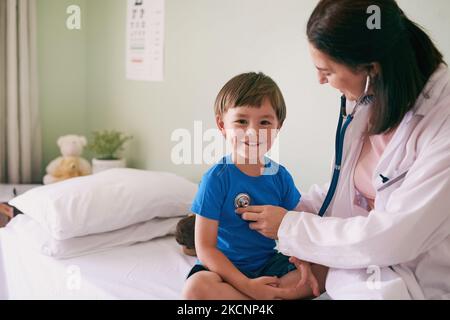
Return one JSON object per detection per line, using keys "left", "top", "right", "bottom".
{"left": 88, "top": 130, "right": 133, "bottom": 174}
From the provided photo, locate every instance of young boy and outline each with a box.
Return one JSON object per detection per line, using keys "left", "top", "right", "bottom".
{"left": 182, "top": 72, "right": 319, "bottom": 300}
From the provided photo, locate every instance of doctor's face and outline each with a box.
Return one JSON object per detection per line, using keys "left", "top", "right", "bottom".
{"left": 309, "top": 43, "right": 369, "bottom": 101}
{"left": 216, "top": 99, "right": 280, "bottom": 164}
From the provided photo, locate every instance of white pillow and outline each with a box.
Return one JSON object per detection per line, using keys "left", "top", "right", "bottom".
{"left": 8, "top": 214, "right": 183, "bottom": 259}
{"left": 10, "top": 169, "right": 197, "bottom": 240}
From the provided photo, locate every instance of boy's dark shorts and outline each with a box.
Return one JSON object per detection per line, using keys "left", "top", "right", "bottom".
{"left": 187, "top": 252, "right": 297, "bottom": 279}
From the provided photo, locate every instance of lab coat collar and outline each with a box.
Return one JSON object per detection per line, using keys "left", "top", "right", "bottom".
{"left": 412, "top": 64, "right": 450, "bottom": 117}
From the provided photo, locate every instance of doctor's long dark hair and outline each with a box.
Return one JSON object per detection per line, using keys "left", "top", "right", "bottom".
{"left": 307, "top": 0, "right": 445, "bottom": 134}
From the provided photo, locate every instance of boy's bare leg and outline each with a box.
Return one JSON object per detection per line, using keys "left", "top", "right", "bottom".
{"left": 278, "top": 265, "right": 329, "bottom": 300}
{"left": 183, "top": 266, "right": 329, "bottom": 300}
{"left": 183, "top": 271, "right": 251, "bottom": 300}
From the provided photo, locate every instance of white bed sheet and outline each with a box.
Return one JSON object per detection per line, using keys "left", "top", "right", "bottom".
{"left": 0, "top": 218, "right": 331, "bottom": 300}
{"left": 0, "top": 220, "right": 196, "bottom": 300}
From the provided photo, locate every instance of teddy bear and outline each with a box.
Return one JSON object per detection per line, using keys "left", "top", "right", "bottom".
{"left": 175, "top": 214, "right": 197, "bottom": 257}
{"left": 43, "top": 135, "right": 92, "bottom": 185}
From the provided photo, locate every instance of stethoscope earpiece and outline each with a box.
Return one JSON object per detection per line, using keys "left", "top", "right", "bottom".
{"left": 364, "top": 75, "right": 371, "bottom": 96}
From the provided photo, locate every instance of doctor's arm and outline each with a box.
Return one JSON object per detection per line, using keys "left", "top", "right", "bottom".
{"left": 294, "top": 182, "right": 331, "bottom": 214}
{"left": 278, "top": 119, "right": 450, "bottom": 269}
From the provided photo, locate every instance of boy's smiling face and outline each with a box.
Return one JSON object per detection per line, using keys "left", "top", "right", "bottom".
{"left": 216, "top": 98, "right": 280, "bottom": 164}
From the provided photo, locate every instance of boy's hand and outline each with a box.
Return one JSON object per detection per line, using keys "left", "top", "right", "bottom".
{"left": 289, "top": 257, "right": 321, "bottom": 297}
{"left": 245, "top": 276, "right": 283, "bottom": 300}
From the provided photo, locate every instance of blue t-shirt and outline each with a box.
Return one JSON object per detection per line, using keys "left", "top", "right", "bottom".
{"left": 191, "top": 155, "right": 301, "bottom": 273}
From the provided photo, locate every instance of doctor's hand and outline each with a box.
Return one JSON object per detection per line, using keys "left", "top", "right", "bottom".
{"left": 289, "top": 257, "right": 321, "bottom": 297}
{"left": 235, "top": 205, "right": 287, "bottom": 240}
{"left": 246, "top": 276, "right": 295, "bottom": 300}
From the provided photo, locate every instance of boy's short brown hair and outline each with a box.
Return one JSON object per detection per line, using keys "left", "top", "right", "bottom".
{"left": 214, "top": 72, "right": 287, "bottom": 126}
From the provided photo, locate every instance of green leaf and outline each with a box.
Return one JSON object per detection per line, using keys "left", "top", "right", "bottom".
{"left": 88, "top": 130, "right": 133, "bottom": 160}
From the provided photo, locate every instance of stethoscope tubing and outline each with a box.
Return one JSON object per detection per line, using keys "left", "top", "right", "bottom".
{"left": 318, "top": 95, "right": 352, "bottom": 217}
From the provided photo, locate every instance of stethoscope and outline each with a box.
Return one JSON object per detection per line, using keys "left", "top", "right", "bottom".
{"left": 235, "top": 193, "right": 251, "bottom": 209}
{"left": 318, "top": 76, "right": 373, "bottom": 217}
{"left": 234, "top": 77, "right": 373, "bottom": 215}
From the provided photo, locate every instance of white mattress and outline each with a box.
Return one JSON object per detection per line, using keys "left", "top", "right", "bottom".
{"left": 0, "top": 220, "right": 196, "bottom": 300}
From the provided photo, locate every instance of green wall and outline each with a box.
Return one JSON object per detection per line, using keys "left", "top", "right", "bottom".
{"left": 37, "top": 0, "right": 88, "bottom": 175}
{"left": 37, "top": 0, "right": 450, "bottom": 188}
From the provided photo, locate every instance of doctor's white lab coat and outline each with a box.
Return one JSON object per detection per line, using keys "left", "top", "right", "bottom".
{"left": 278, "top": 64, "right": 450, "bottom": 300}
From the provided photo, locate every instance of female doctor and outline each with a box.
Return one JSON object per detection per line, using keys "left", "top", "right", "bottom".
{"left": 237, "top": 0, "right": 450, "bottom": 299}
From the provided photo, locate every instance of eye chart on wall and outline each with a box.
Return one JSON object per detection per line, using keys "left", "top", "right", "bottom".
{"left": 126, "top": 0, "right": 165, "bottom": 81}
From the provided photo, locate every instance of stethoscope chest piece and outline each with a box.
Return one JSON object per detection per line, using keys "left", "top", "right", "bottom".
{"left": 234, "top": 193, "right": 251, "bottom": 208}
